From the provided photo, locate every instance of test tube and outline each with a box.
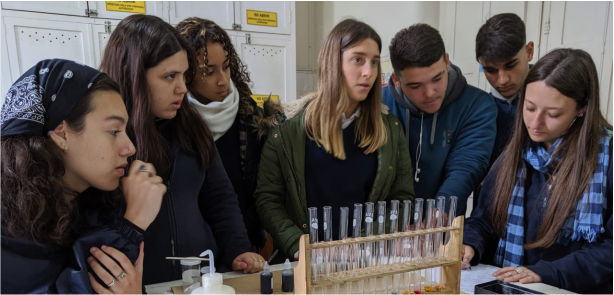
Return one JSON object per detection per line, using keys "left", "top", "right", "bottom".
{"left": 352, "top": 203, "right": 363, "bottom": 271}
{"left": 443, "top": 196, "right": 458, "bottom": 261}
{"left": 401, "top": 200, "right": 412, "bottom": 293}
{"left": 322, "top": 206, "right": 333, "bottom": 293}
{"left": 447, "top": 196, "right": 458, "bottom": 227}
{"left": 308, "top": 207, "right": 319, "bottom": 284}
{"left": 364, "top": 202, "right": 376, "bottom": 294}
{"left": 433, "top": 197, "right": 445, "bottom": 291}
{"left": 411, "top": 199, "right": 424, "bottom": 294}
{"left": 424, "top": 199, "right": 435, "bottom": 292}
{"left": 333, "top": 207, "right": 349, "bottom": 294}
{"left": 376, "top": 201, "right": 387, "bottom": 293}
{"left": 389, "top": 200, "right": 400, "bottom": 267}
{"left": 412, "top": 199, "right": 424, "bottom": 265}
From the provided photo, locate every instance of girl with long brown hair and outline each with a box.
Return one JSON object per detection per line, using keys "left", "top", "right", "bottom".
{"left": 255, "top": 19, "right": 415, "bottom": 261}
{"left": 176, "top": 17, "right": 275, "bottom": 253}
{"left": 100, "top": 14, "right": 264, "bottom": 286}
{"left": 1, "top": 59, "right": 165, "bottom": 293}
{"left": 462, "top": 49, "right": 612, "bottom": 294}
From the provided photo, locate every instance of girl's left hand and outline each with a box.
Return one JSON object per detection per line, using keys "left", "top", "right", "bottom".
{"left": 493, "top": 266, "right": 542, "bottom": 284}
{"left": 87, "top": 242, "right": 144, "bottom": 294}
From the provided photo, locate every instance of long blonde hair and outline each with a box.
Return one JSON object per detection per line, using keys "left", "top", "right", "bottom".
{"left": 304, "top": 19, "right": 386, "bottom": 160}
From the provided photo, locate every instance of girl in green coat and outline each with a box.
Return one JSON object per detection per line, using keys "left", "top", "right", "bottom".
{"left": 255, "top": 19, "right": 415, "bottom": 261}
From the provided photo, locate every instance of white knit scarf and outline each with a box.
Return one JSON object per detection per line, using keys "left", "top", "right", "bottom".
{"left": 187, "top": 80, "right": 240, "bottom": 140}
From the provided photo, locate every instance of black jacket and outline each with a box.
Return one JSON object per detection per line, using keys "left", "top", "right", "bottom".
{"left": 142, "top": 133, "right": 253, "bottom": 285}
{"left": 228, "top": 98, "right": 271, "bottom": 251}
{"left": 1, "top": 209, "right": 143, "bottom": 293}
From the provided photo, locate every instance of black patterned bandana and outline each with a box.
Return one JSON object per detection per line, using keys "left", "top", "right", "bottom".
{"left": 1, "top": 59, "right": 103, "bottom": 139}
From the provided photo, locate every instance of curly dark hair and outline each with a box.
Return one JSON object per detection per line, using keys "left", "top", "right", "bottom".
{"left": 175, "top": 17, "right": 253, "bottom": 105}
{"left": 389, "top": 23, "right": 446, "bottom": 73}
{"left": 1, "top": 75, "right": 120, "bottom": 247}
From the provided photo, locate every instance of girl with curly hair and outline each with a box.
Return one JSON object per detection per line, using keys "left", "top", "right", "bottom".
{"left": 176, "top": 17, "right": 276, "bottom": 253}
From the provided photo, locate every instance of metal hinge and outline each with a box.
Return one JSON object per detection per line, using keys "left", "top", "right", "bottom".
{"left": 104, "top": 21, "right": 112, "bottom": 34}
{"left": 85, "top": 9, "right": 98, "bottom": 17}
{"left": 232, "top": 23, "right": 242, "bottom": 30}
{"left": 246, "top": 33, "right": 251, "bottom": 45}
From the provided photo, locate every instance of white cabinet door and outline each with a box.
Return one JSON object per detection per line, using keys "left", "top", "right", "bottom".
{"left": 441, "top": 1, "right": 485, "bottom": 88}
{"left": 91, "top": 22, "right": 118, "bottom": 68}
{"left": 1, "top": 1, "right": 89, "bottom": 17}
{"left": 167, "top": 1, "right": 234, "bottom": 29}
{"left": 234, "top": 32, "right": 296, "bottom": 102}
{"left": 235, "top": 1, "right": 291, "bottom": 35}
{"left": 88, "top": 1, "right": 166, "bottom": 21}
{"left": 542, "top": 1, "right": 611, "bottom": 121}
{"left": 3, "top": 16, "right": 94, "bottom": 85}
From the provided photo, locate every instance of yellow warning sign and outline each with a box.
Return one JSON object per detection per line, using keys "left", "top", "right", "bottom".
{"left": 246, "top": 9, "right": 278, "bottom": 27}
{"left": 106, "top": 1, "right": 146, "bottom": 14}
{"left": 251, "top": 94, "right": 279, "bottom": 108}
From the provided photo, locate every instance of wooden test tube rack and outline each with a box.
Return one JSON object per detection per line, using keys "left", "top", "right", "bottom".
{"left": 294, "top": 216, "right": 464, "bottom": 294}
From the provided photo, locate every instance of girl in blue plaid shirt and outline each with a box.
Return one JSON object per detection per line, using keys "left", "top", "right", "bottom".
{"left": 462, "top": 48, "right": 612, "bottom": 294}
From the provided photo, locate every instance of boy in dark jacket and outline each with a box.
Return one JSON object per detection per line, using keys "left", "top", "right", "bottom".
{"left": 382, "top": 23, "right": 496, "bottom": 215}
{"left": 476, "top": 13, "right": 535, "bottom": 174}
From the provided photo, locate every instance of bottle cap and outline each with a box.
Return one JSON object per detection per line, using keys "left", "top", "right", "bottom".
{"left": 284, "top": 259, "right": 291, "bottom": 270}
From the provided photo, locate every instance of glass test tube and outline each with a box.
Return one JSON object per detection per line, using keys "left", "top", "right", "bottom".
{"left": 308, "top": 207, "right": 319, "bottom": 284}
{"left": 364, "top": 202, "right": 376, "bottom": 294}
{"left": 376, "top": 201, "right": 388, "bottom": 294}
{"left": 444, "top": 196, "right": 458, "bottom": 261}
{"left": 352, "top": 203, "right": 363, "bottom": 272}
{"left": 389, "top": 200, "right": 400, "bottom": 266}
{"left": 411, "top": 199, "right": 424, "bottom": 294}
{"left": 333, "top": 207, "right": 349, "bottom": 294}
{"left": 424, "top": 199, "right": 435, "bottom": 292}
{"left": 322, "top": 206, "right": 333, "bottom": 293}
{"left": 401, "top": 200, "right": 412, "bottom": 294}
{"left": 433, "top": 197, "right": 446, "bottom": 291}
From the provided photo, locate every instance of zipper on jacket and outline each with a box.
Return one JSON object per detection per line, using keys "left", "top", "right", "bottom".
{"left": 166, "top": 146, "right": 180, "bottom": 278}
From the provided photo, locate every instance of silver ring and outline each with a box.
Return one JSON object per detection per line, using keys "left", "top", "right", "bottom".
{"left": 515, "top": 267, "right": 523, "bottom": 274}
{"left": 507, "top": 271, "right": 513, "bottom": 276}
{"left": 117, "top": 271, "right": 126, "bottom": 279}
{"left": 107, "top": 278, "right": 117, "bottom": 288}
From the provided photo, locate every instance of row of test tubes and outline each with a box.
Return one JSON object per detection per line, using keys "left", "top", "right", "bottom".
{"left": 308, "top": 196, "right": 458, "bottom": 294}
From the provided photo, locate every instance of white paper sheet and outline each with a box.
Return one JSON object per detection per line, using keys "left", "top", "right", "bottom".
{"left": 460, "top": 263, "right": 501, "bottom": 294}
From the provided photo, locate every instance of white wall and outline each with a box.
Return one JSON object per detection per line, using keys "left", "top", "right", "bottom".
{"left": 314, "top": 1, "right": 440, "bottom": 60}
{"left": 295, "top": 1, "right": 440, "bottom": 97}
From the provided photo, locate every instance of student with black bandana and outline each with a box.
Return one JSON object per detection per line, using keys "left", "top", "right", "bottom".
{"left": 1, "top": 59, "right": 165, "bottom": 293}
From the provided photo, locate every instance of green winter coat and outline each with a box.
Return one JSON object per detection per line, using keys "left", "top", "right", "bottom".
{"left": 255, "top": 94, "right": 415, "bottom": 258}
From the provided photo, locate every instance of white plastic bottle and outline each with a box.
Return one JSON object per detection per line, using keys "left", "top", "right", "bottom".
{"left": 191, "top": 250, "right": 236, "bottom": 294}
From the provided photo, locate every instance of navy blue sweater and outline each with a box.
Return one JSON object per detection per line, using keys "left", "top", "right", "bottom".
{"left": 464, "top": 146, "right": 613, "bottom": 293}
{"left": 305, "top": 121, "right": 377, "bottom": 241}
{"left": 489, "top": 96, "right": 518, "bottom": 168}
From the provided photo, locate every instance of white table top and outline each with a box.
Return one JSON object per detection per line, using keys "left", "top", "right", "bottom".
{"left": 145, "top": 262, "right": 576, "bottom": 294}
{"left": 145, "top": 262, "right": 297, "bottom": 294}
